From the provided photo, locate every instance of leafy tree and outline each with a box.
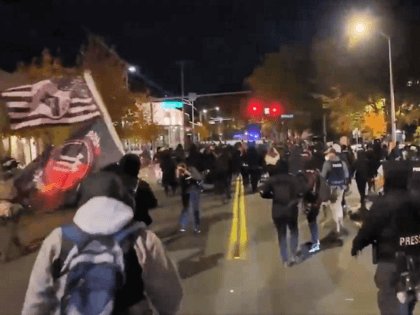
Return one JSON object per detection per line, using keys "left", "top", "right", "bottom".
{"left": 81, "top": 35, "right": 136, "bottom": 125}
{"left": 196, "top": 122, "right": 210, "bottom": 141}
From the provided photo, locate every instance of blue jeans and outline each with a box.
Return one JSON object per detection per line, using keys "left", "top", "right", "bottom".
{"left": 180, "top": 186, "right": 201, "bottom": 229}
{"left": 273, "top": 213, "right": 299, "bottom": 263}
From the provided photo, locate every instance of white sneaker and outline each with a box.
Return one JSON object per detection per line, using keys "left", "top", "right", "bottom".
{"left": 309, "top": 242, "right": 321, "bottom": 253}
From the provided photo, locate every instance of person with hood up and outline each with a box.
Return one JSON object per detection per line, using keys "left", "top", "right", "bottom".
{"left": 247, "top": 144, "right": 263, "bottom": 193}
{"left": 160, "top": 149, "right": 178, "bottom": 196}
{"left": 174, "top": 144, "right": 186, "bottom": 164}
{"left": 354, "top": 150, "right": 370, "bottom": 206}
{"left": 351, "top": 161, "right": 420, "bottom": 315}
{"left": 22, "top": 170, "right": 183, "bottom": 315}
{"left": 260, "top": 159, "right": 308, "bottom": 267}
{"left": 213, "top": 146, "right": 232, "bottom": 201}
{"left": 265, "top": 146, "right": 280, "bottom": 177}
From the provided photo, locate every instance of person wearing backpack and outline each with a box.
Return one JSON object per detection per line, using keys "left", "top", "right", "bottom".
{"left": 22, "top": 170, "right": 183, "bottom": 315}
{"left": 260, "top": 159, "right": 308, "bottom": 267}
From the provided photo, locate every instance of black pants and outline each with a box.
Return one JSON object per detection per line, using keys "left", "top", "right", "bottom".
{"left": 355, "top": 176, "right": 367, "bottom": 204}
{"left": 241, "top": 167, "right": 249, "bottom": 187}
{"left": 181, "top": 193, "right": 190, "bottom": 209}
{"left": 215, "top": 173, "right": 231, "bottom": 199}
{"left": 375, "top": 262, "right": 416, "bottom": 315}
{"left": 249, "top": 167, "right": 261, "bottom": 192}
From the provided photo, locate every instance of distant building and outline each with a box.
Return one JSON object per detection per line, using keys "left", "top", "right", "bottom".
{"left": 0, "top": 68, "right": 44, "bottom": 165}
{"left": 134, "top": 99, "right": 184, "bottom": 148}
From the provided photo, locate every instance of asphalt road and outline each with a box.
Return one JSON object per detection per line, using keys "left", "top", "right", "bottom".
{"left": 0, "top": 173, "right": 414, "bottom": 315}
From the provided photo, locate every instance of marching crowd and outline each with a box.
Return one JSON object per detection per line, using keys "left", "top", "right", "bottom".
{"left": 10, "top": 136, "right": 420, "bottom": 315}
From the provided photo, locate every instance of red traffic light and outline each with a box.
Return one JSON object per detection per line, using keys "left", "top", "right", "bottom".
{"left": 247, "top": 99, "right": 263, "bottom": 117}
{"left": 269, "top": 102, "right": 283, "bottom": 117}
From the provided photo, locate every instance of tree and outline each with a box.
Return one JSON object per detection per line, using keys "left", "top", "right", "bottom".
{"left": 196, "top": 123, "right": 210, "bottom": 141}
{"left": 81, "top": 35, "right": 136, "bottom": 129}
{"left": 246, "top": 44, "right": 323, "bottom": 135}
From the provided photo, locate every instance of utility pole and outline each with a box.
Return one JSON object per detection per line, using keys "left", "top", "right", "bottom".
{"left": 176, "top": 60, "right": 191, "bottom": 146}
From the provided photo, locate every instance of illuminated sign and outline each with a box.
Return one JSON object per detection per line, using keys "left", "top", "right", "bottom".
{"left": 161, "top": 101, "right": 183, "bottom": 109}
{"left": 281, "top": 114, "right": 294, "bottom": 119}
{"left": 233, "top": 133, "right": 244, "bottom": 139}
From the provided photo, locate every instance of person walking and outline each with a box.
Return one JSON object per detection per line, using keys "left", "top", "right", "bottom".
{"left": 22, "top": 170, "right": 183, "bottom": 315}
{"left": 260, "top": 160, "right": 308, "bottom": 267}
{"left": 351, "top": 161, "right": 420, "bottom": 315}
{"left": 354, "top": 150, "right": 370, "bottom": 206}
{"left": 265, "top": 146, "right": 280, "bottom": 177}
{"left": 178, "top": 162, "right": 203, "bottom": 233}
{"left": 321, "top": 147, "right": 349, "bottom": 236}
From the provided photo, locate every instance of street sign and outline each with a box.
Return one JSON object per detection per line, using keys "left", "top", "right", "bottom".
{"left": 161, "top": 101, "right": 183, "bottom": 109}
{"left": 281, "top": 114, "right": 294, "bottom": 119}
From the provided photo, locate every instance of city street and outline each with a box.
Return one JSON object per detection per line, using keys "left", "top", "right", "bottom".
{"left": 0, "top": 170, "right": 398, "bottom": 315}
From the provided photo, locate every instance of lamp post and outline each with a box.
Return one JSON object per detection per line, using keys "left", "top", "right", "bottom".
{"left": 349, "top": 17, "right": 396, "bottom": 143}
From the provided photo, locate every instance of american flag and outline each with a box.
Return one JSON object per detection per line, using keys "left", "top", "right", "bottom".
{"left": 1, "top": 77, "right": 101, "bottom": 130}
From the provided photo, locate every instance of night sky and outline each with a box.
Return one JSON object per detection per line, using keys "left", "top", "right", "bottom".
{"left": 0, "top": 0, "right": 419, "bottom": 95}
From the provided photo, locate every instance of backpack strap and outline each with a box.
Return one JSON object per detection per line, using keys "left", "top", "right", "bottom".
{"left": 114, "top": 221, "right": 145, "bottom": 252}
{"left": 52, "top": 224, "right": 89, "bottom": 279}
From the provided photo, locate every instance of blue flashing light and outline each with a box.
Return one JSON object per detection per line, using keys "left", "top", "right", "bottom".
{"left": 161, "top": 101, "right": 183, "bottom": 109}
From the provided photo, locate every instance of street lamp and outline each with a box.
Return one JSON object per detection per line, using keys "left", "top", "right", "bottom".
{"left": 201, "top": 107, "right": 219, "bottom": 123}
{"left": 348, "top": 15, "right": 396, "bottom": 142}
{"left": 128, "top": 66, "right": 137, "bottom": 73}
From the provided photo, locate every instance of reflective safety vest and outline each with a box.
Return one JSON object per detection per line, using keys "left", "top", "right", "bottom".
{"left": 327, "top": 160, "right": 345, "bottom": 186}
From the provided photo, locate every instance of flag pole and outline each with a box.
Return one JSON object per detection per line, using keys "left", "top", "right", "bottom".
{"left": 83, "top": 71, "right": 125, "bottom": 154}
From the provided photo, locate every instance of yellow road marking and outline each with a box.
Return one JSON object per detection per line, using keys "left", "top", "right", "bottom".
{"left": 227, "top": 176, "right": 249, "bottom": 260}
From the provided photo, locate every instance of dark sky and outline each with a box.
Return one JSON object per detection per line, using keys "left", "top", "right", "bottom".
{"left": 0, "top": 0, "right": 419, "bottom": 95}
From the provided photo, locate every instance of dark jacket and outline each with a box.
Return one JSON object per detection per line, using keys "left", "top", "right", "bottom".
{"left": 352, "top": 190, "right": 420, "bottom": 263}
{"left": 247, "top": 147, "right": 262, "bottom": 169}
{"left": 134, "top": 179, "right": 157, "bottom": 226}
{"left": 354, "top": 151, "right": 370, "bottom": 180}
{"left": 352, "top": 161, "right": 417, "bottom": 263}
{"left": 260, "top": 173, "right": 308, "bottom": 219}
{"left": 288, "top": 145, "right": 303, "bottom": 175}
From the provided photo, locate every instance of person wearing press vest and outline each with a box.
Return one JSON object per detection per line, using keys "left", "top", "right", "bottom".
{"left": 351, "top": 161, "right": 420, "bottom": 315}
{"left": 321, "top": 147, "right": 349, "bottom": 236}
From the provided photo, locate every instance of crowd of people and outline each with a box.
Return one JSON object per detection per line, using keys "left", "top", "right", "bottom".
{"left": 14, "top": 136, "right": 420, "bottom": 315}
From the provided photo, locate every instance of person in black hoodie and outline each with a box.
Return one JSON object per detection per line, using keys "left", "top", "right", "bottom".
{"left": 260, "top": 159, "right": 308, "bottom": 267}
{"left": 160, "top": 150, "right": 178, "bottom": 196}
{"left": 214, "top": 146, "right": 232, "bottom": 201}
{"left": 247, "top": 144, "right": 263, "bottom": 193}
{"left": 354, "top": 150, "right": 370, "bottom": 206}
{"left": 102, "top": 154, "right": 157, "bottom": 226}
{"left": 174, "top": 144, "right": 186, "bottom": 164}
{"left": 351, "top": 161, "right": 420, "bottom": 315}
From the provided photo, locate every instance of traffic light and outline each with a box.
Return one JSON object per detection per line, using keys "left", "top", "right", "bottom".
{"left": 269, "top": 101, "right": 283, "bottom": 117}
{"left": 247, "top": 99, "right": 263, "bottom": 117}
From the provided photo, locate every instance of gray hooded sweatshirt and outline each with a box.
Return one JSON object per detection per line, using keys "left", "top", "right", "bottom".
{"left": 21, "top": 196, "right": 183, "bottom": 315}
